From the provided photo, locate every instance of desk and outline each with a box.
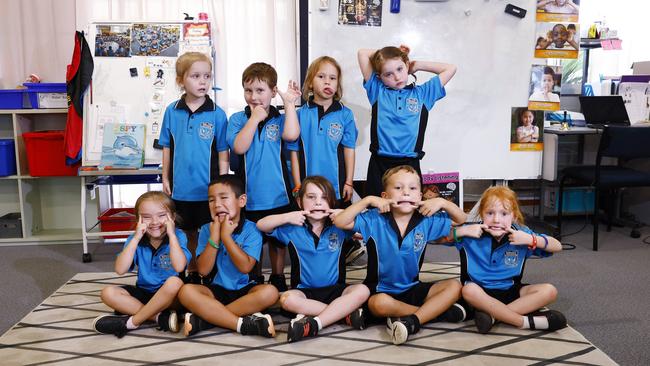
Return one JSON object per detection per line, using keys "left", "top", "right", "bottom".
{"left": 79, "top": 168, "right": 162, "bottom": 262}
{"left": 540, "top": 126, "right": 601, "bottom": 223}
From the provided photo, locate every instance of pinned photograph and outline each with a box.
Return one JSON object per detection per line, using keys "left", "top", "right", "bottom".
{"left": 536, "top": 0, "right": 579, "bottom": 22}
{"left": 338, "top": 0, "right": 383, "bottom": 27}
{"left": 510, "top": 107, "right": 544, "bottom": 151}
{"left": 131, "top": 24, "right": 181, "bottom": 57}
{"left": 534, "top": 22, "right": 579, "bottom": 59}
{"left": 95, "top": 25, "right": 131, "bottom": 57}
{"left": 529, "top": 65, "right": 562, "bottom": 111}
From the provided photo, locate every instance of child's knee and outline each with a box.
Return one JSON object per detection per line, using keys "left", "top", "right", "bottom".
{"left": 177, "top": 284, "right": 196, "bottom": 302}
{"left": 163, "top": 276, "right": 184, "bottom": 291}
{"left": 461, "top": 283, "right": 482, "bottom": 302}
{"left": 257, "top": 284, "right": 280, "bottom": 305}
{"left": 368, "top": 293, "right": 392, "bottom": 315}
{"left": 443, "top": 279, "right": 462, "bottom": 295}
{"left": 279, "top": 291, "right": 298, "bottom": 309}
{"left": 100, "top": 286, "right": 120, "bottom": 303}
{"left": 541, "top": 283, "right": 558, "bottom": 302}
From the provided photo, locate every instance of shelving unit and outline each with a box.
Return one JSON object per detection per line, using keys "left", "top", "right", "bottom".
{"left": 0, "top": 109, "right": 98, "bottom": 245}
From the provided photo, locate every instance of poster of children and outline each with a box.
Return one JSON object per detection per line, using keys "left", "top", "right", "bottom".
{"left": 338, "top": 0, "right": 383, "bottom": 27}
{"left": 528, "top": 65, "right": 562, "bottom": 111}
{"left": 534, "top": 22, "right": 579, "bottom": 59}
{"left": 94, "top": 25, "right": 131, "bottom": 57}
{"left": 510, "top": 107, "right": 544, "bottom": 151}
{"left": 421, "top": 172, "right": 460, "bottom": 207}
{"left": 536, "top": 0, "right": 580, "bottom": 22}
{"left": 131, "top": 24, "right": 181, "bottom": 57}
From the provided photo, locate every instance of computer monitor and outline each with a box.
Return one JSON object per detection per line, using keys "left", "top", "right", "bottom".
{"left": 579, "top": 96, "right": 630, "bottom": 128}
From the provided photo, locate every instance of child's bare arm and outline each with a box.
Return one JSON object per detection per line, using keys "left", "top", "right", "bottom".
{"left": 418, "top": 197, "right": 467, "bottom": 224}
{"left": 342, "top": 147, "right": 355, "bottom": 201}
{"left": 221, "top": 217, "right": 257, "bottom": 273}
{"left": 357, "top": 48, "right": 376, "bottom": 82}
{"left": 218, "top": 150, "right": 230, "bottom": 175}
{"left": 115, "top": 217, "right": 146, "bottom": 274}
{"left": 333, "top": 196, "right": 392, "bottom": 230}
{"left": 162, "top": 148, "right": 171, "bottom": 195}
{"left": 536, "top": 0, "right": 553, "bottom": 9}
{"left": 289, "top": 150, "right": 301, "bottom": 189}
{"left": 232, "top": 109, "right": 266, "bottom": 154}
{"left": 279, "top": 80, "right": 301, "bottom": 141}
{"left": 165, "top": 214, "right": 187, "bottom": 273}
{"left": 197, "top": 218, "right": 220, "bottom": 277}
{"left": 256, "top": 211, "right": 307, "bottom": 233}
{"left": 411, "top": 61, "right": 457, "bottom": 86}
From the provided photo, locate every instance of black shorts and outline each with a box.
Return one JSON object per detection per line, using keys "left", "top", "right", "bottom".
{"left": 365, "top": 155, "right": 421, "bottom": 197}
{"left": 122, "top": 285, "right": 156, "bottom": 304}
{"left": 173, "top": 199, "right": 211, "bottom": 231}
{"left": 246, "top": 204, "right": 294, "bottom": 247}
{"left": 207, "top": 283, "right": 256, "bottom": 305}
{"left": 296, "top": 283, "right": 347, "bottom": 304}
{"left": 377, "top": 281, "right": 434, "bottom": 307}
{"left": 484, "top": 283, "right": 526, "bottom": 305}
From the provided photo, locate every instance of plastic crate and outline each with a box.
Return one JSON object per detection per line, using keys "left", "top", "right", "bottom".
{"left": 23, "top": 83, "right": 67, "bottom": 109}
{"left": 0, "top": 212, "right": 22, "bottom": 239}
{"left": 0, "top": 139, "right": 17, "bottom": 176}
{"left": 98, "top": 208, "right": 136, "bottom": 239}
{"left": 0, "top": 89, "right": 25, "bottom": 109}
{"left": 22, "top": 131, "right": 78, "bottom": 176}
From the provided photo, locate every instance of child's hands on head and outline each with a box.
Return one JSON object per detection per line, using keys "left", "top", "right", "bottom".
{"left": 277, "top": 80, "right": 302, "bottom": 105}
{"left": 506, "top": 227, "right": 533, "bottom": 246}
{"left": 399, "top": 44, "right": 410, "bottom": 55}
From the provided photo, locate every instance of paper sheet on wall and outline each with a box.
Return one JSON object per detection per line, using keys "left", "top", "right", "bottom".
{"left": 87, "top": 102, "right": 130, "bottom": 160}
{"left": 619, "top": 82, "right": 650, "bottom": 123}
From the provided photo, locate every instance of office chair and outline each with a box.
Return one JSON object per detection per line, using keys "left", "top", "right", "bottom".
{"left": 557, "top": 126, "right": 650, "bottom": 251}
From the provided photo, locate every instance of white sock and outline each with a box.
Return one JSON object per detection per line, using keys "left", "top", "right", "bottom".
{"left": 154, "top": 313, "right": 159, "bottom": 323}
{"left": 313, "top": 316, "right": 323, "bottom": 330}
{"left": 521, "top": 315, "right": 549, "bottom": 330}
{"left": 126, "top": 316, "right": 138, "bottom": 330}
{"left": 236, "top": 317, "right": 243, "bottom": 333}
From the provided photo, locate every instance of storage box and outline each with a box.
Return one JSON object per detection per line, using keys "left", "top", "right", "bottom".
{"left": 0, "top": 212, "right": 22, "bottom": 239}
{"left": 0, "top": 139, "right": 17, "bottom": 176}
{"left": 23, "top": 131, "right": 78, "bottom": 176}
{"left": 544, "top": 186, "right": 595, "bottom": 214}
{"left": 98, "top": 208, "right": 136, "bottom": 239}
{"left": 0, "top": 89, "right": 25, "bottom": 109}
{"left": 23, "top": 83, "right": 67, "bottom": 109}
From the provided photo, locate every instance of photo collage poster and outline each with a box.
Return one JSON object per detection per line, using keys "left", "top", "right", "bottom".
{"left": 338, "top": 0, "right": 382, "bottom": 27}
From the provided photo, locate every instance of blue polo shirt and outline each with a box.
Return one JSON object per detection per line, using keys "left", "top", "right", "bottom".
{"left": 354, "top": 209, "right": 451, "bottom": 294}
{"left": 287, "top": 99, "right": 358, "bottom": 200}
{"left": 227, "top": 106, "right": 292, "bottom": 210}
{"left": 364, "top": 72, "right": 446, "bottom": 159}
{"left": 125, "top": 228, "right": 191, "bottom": 292}
{"left": 453, "top": 225, "right": 552, "bottom": 291}
{"left": 158, "top": 95, "right": 228, "bottom": 201}
{"left": 268, "top": 221, "right": 352, "bottom": 289}
{"left": 197, "top": 219, "right": 262, "bottom": 291}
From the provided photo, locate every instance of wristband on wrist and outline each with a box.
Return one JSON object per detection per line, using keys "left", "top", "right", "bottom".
{"left": 344, "top": 182, "right": 354, "bottom": 187}
{"left": 208, "top": 238, "right": 220, "bottom": 250}
{"left": 528, "top": 233, "right": 537, "bottom": 250}
{"left": 453, "top": 227, "right": 460, "bottom": 243}
{"left": 540, "top": 234, "right": 549, "bottom": 250}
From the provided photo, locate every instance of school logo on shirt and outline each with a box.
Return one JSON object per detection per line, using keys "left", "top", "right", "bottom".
{"left": 406, "top": 97, "right": 420, "bottom": 114}
{"left": 328, "top": 232, "right": 340, "bottom": 252}
{"left": 413, "top": 231, "right": 426, "bottom": 252}
{"left": 266, "top": 123, "right": 280, "bottom": 142}
{"left": 327, "top": 122, "right": 343, "bottom": 141}
{"left": 159, "top": 253, "right": 172, "bottom": 270}
{"left": 504, "top": 250, "right": 519, "bottom": 267}
{"left": 199, "top": 122, "right": 214, "bottom": 140}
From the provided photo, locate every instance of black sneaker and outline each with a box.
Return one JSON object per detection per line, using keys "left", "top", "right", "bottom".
{"left": 184, "top": 271, "right": 202, "bottom": 284}
{"left": 157, "top": 309, "right": 179, "bottom": 332}
{"left": 287, "top": 315, "right": 319, "bottom": 343}
{"left": 389, "top": 316, "right": 419, "bottom": 345}
{"left": 528, "top": 309, "right": 567, "bottom": 331}
{"left": 345, "top": 240, "right": 366, "bottom": 265}
{"left": 240, "top": 312, "right": 275, "bottom": 338}
{"left": 93, "top": 314, "right": 129, "bottom": 338}
{"left": 474, "top": 310, "right": 494, "bottom": 334}
{"left": 345, "top": 308, "right": 366, "bottom": 330}
{"left": 183, "top": 312, "right": 213, "bottom": 337}
{"left": 268, "top": 274, "right": 288, "bottom": 292}
{"left": 435, "top": 303, "right": 467, "bottom": 323}
{"left": 250, "top": 274, "right": 265, "bottom": 285}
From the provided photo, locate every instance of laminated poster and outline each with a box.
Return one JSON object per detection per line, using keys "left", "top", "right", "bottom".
{"left": 421, "top": 172, "right": 460, "bottom": 207}
{"left": 338, "top": 0, "right": 382, "bottom": 27}
{"left": 536, "top": 0, "right": 580, "bottom": 23}
{"left": 100, "top": 123, "right": 145, "bottom": 169}
{"left": 534, "top": 22, "right": 579, "bottom": 59}
{"left": 510, "top": 107, "right": 544, "bottom": 151}
{"left": 528, "top": 65, "right": 562, "bottom": 111}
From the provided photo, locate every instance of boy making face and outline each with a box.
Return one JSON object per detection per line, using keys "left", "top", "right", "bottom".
{"left": 334, "top": 166, "right": 468, "bottom": 345}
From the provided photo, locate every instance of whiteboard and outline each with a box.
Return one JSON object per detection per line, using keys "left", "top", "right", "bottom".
{"left": 83, "top": 21, "right": 213, "bottom": 166}
{"left": 308, "top": 0, "right": 543, "bottom": 180}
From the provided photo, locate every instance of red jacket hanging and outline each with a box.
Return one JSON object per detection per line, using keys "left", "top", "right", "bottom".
{"left": 64, "top": 31, "right": 93, "bottom": 165}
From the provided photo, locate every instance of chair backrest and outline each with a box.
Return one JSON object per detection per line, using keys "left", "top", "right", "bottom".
{"left": 598, "top": 126, "right": 650, "bottom": 160}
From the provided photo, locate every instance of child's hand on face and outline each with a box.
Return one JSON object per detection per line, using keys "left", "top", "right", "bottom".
{"left": 287, "top": 210, "right": 308, "bottom": 226}
{"left": 219, "top": 215, "right": 237, "bottom": 237}
{"left": 506, "top": 228, "right": 532, "bottom": 246}
{"left": 209, "top": 213, "right": 221, "bottom": 236}
{"left": 165, "top": 213, "right": 175, "bottom": 233}
{"left": 135, "top": 216, "right": 147, "bottom": 239}
{"left": 251, "top": 105, "right": 268, "bottom": 123}
{"left": 327, "top": 208, "right": 343, "bottom": 220}
{"left": 370, "top": 197, "right": 395, "bottom": 213}
{"left": 457, "top": 224, "right": 487, "bottom": 239}
{"left": 418, "top": 197, "right": 446, "bottom": 217}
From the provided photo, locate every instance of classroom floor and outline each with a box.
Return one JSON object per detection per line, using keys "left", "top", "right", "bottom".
{"left": 0, "top": 263, "right": 616, "bottom": 366}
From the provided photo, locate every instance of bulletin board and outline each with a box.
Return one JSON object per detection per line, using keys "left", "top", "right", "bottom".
{"left": 82, "top": 21, "right": 214, "bottom": 166}
{"left": 309, "top": 0, "right": 543, "bottom": 180}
